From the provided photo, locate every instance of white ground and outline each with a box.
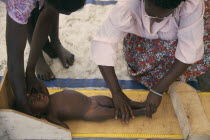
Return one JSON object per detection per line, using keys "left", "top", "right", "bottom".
{"left": 0, "top": 1, "right": 131, "bottom": 80}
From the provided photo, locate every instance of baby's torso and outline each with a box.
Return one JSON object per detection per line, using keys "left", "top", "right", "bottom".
{"left": 49, "top": 90, "right": 92, "bottom": 120}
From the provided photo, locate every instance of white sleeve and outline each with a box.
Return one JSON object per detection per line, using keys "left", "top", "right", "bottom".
{"left": 91, "top": 0, "right": 137, "bottom": 66}
{"left": 175, "top": 0, "right": 205, "bottom": 64}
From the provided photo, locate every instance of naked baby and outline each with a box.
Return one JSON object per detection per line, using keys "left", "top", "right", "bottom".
{"left": 27, "top": 85, "right": 146, "bottom": 129}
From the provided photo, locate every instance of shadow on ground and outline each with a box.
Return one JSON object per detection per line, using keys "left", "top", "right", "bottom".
{"left": 197, "top": 70, "right": 210, "bottom": 92}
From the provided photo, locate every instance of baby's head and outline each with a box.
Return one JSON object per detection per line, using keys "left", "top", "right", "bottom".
{"left": 27, "top": 93, "right": 50, "bottom": 117}
{"left": 46, "top": 0, "right": 86, "bottom": 15}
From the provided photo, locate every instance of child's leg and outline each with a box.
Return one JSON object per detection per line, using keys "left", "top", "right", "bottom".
{"left": 84, "top": 105, "right": 115, "bottom": 121}
{"left": 84, "top": 105, "right": 146, "bottom": 122}
{"left": 84, "top": 97, "right": 146, "bottom": 121}
{"left": 83, "top": 96, "right": 115, "bottom": 121}
{"left": 49, "top": 13, "right": 75, "bottom": 68}
{"left": 93, "top": 96, "right": 146, "bottom": 109}
{"left": 29, "top": 5, "right": 57, "bottom": 58}
{"left": 6, "top": 14, "right": 31, "bottom": 114}
{"left": 27, "top": 6, "right": 55, "bottom": 81}
{"left": 93, "top": 96, "right": 114, "bottom": 108}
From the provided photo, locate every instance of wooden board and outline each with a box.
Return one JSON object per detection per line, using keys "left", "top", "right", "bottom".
{"left": 0, "top": 109, "right": 71, "bottom": 140}
{"left": 0, "top": 69, "right": 14, "bottom": 109}
{"left": 64, "top": 91, "right": 183, "bottom": 139}
{"left": 0, "top": 69, "right": 71, "bottom": 140}
{"left": 169, "top": 82, "right": 210, "bottom": 140}
{"left": 199, "top": 94, "right": 210, "bottom": 122}
{"left": 1, "top": 69, "right": 210, "bottom": 139}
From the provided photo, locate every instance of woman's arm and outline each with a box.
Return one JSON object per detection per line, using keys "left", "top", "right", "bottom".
{"left": 145, "top": 59, "right": 190, "bottom": 117}
{"left": 99, "top": 65, "right": 135, "bottom": 123}
{"left": 153, "top": 59, "right": 190, "bottom": 93}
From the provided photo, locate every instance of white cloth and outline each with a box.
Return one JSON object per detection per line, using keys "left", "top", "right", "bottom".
{"left": 91, "top": 0, "right": 205, "bottom": 66}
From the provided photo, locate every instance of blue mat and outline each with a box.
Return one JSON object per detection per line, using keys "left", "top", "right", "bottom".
{"left": 86, "top": 0, "right": 117, "bottom": 5}
{"left": 41, "top": 78, "right": 147, "bottom": 89}
{"left": 0, "top": 75, "right": 200, "bottom": 90}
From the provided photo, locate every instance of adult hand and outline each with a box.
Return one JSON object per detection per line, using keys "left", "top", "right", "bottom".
{"left": 25, "top": 74, "right": 49, "bottom": 95}
{"left": 112, "top": 91, "right": 134, "bottom": 123}
{"left": 144, "top": 92, "right": 162, "bottom": 118}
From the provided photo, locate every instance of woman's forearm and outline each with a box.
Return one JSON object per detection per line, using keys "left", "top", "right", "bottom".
{"left": 152, "top": 59, "right": 190, "bottom": 93}
{"left": 26, "top": 7, "right": 56, "bottom": 75}
{"left": 98, "top": 65, "right": 122, "bottom": 93}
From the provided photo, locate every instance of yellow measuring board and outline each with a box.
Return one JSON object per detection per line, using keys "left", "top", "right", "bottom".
{"left": 48, "top": 89, "right": 210, "bottom": 95}
{"left": 72, "top": 133, "right": 184, "bottom": 139}
{"left": 47, "top": 89, "right": 210, "bottom": 139}
{"left": 0, "top": 69, "right": 209, "bottom": 139}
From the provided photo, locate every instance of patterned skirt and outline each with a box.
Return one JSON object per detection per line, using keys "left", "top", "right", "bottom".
{"left": 123, "top": 1, "right": 210, "bottom": 89}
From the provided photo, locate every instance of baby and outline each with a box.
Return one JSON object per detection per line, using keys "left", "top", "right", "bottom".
{"left": 27, "top": 86, "right": 146, "bottom": 129}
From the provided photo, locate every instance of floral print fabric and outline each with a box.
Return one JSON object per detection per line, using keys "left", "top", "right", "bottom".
{"left": 2, "top": 0, "right": 43, "bottom": 24}
{"left": 123, "top": 1, "right": 210, "bottom": 89}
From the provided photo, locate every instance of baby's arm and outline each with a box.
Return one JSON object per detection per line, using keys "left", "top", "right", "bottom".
{"left": 46, "top": 115, "right": 69, "bottom": 129}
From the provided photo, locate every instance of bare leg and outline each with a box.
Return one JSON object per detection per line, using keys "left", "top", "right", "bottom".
{"left": 93, "top": 96, "right": 146, "bottom": 109}
{"left": 84, "top": 96, "right": 146, "bottom": 121}
{"left": 49, "top": 13, "right": 75, "bottom": 68}
{"left": 6, "top": 14, "right": 31, "bottom": 114}
{"left": 27, "top": 7, "right": 55, "bottom": 81}
{"left": 29, "top": 6, "right": 57, "bottom": 58}
{"left": 84, "top": 105, "right": 146, "bottom": 122}
{"left": 93, "top": 96, "right": 114, "bottom": 108}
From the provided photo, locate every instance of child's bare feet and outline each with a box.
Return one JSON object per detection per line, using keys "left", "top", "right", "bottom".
{"left": 36, "top": 54, "right": 55, "bottom": 81}
{"left": 52, "top": 42, "right": 75, "bottom": 68}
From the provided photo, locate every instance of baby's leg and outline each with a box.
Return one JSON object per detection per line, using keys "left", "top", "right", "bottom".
{"left": 84, "top": 97, "right": 146, "bottom": 121}
{"left": 133, "top": 108, "right": 146, "bottom": 116}
{"left": 93, "top": 96, "right": 145, "bottom": 109}
{"left": 93, "top": 96, "right": 114, "bottom": 108}
{"left": 83, "top": 97, "right": 114, "bottom": 121}
{"left": 84, "top": 106, "right": 146, "bottom": 122}
{"left": 84, "top": 105, "right": 115, "bottom": 121}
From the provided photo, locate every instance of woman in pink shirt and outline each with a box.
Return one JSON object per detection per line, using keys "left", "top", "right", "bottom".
{"left": 2, "top": 0, "right": 85, "bottom": 114}
{"left": 91, "top": 0, "right": 209, "bottom": 122}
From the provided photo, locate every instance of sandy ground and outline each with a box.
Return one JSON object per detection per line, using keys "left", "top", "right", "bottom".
{"left": 0, "top": 1, "right": 131, "bottom": 80}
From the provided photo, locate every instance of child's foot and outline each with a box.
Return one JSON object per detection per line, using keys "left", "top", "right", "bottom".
{"left": 36, "top": 54, "right": 55, "bottom": 81}
{"left": 52, "top": 42, "right": 75, "bottom": 68}
{"left": 42, "top": 40, "right": 58, "bottom": 59}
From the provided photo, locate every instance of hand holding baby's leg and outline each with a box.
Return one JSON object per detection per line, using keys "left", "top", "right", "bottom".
{"left": 129, "top": 101, "right": 146, "bottom": 109}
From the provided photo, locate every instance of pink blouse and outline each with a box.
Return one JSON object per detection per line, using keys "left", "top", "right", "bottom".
{"left": 91, "top": 0, "right": 205, "bottom": 66}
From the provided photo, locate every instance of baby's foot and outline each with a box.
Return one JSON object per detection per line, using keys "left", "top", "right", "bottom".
{"left": 52, "top": 42, "right": 75, "bottom": 68}
{"left": 42, "top": 40, "right": 58, "bottom": 59}
{"left": 36, "top": 54, "right": 55, "bottom": 81}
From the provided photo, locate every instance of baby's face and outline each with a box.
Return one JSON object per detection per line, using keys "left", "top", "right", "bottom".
{"left": 28, "top": 93, "right": 50, "bottom": 113}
